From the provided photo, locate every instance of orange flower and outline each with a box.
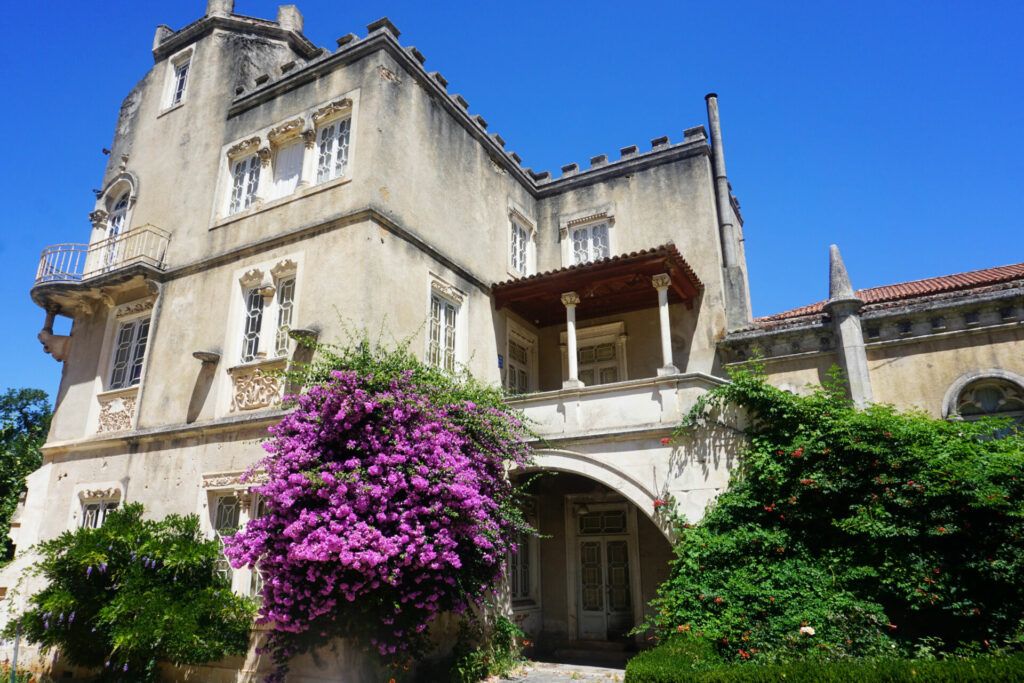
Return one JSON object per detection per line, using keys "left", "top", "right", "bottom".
{"left": 791, "top": 447, "right": 805, "bottom": 458}
{"left": 660, "top": 437, "right": 672, "bottom": 446}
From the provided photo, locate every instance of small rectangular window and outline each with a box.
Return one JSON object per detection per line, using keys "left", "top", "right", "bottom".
{"left": 171, "top": 61, "right": 190, "bottom": 106}
{"left": 428, "top": 294, "right": 458, "bottom": 372}
{"left": 241, "top": 288, "right": 265, "bottom": 362}
{"left": 82, "top": 499, "right": 119, "bottom": 529}
{"left": 510, "top": 221, "right": 529, "bottom": 274}
{"left": 316, "top": 118, "right": 351, "bottom": 184}
{"left": 109, "top": 318, "right": 150, "bottom": 390}
{"left": 572, "top": 222, "right": 610, "bottom": 265}
{"left": 229, "top": 155, "right": 261, "bottom": 215}
{"left": 506, "top": 339, "right": 531, "bottom": 394}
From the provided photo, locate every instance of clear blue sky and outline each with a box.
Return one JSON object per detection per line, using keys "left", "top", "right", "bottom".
{"left": 2, "top": 0, "right": 1022, "bottom": 401}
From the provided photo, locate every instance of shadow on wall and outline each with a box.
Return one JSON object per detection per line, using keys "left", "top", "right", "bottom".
{"left": 666, "top": 403, "right": 746, "bottom": 485}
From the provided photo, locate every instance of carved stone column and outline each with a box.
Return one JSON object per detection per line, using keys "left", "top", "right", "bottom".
{"left": 298, "top": 128, "right": 318, "bottom": 188}
{"left": 652, "top": 273, "right": 679, "bottom": 376}
{"left": 561, "top": 291, "right": 584, "bottom": 389}
{"left": 255, "top": 146, "right": 273, "bottom": 203}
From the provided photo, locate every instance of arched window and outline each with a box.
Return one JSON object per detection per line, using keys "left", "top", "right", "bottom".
{"left": 955, "top": 378, "right": 1024, "bottom": 424}
{"left": 108, "top": 192, "right": 130, "bottom": 239}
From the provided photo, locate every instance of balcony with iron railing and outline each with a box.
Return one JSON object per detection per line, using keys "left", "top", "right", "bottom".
{"left": 34, "top": 225, "right": 171, "bottom": 286}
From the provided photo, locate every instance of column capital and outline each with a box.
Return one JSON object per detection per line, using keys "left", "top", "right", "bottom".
{"left": 302, "top": 128, "right": 317, "bottom": 149}
{"left": 651, "top": 273, "right": 672, "bottom": 290}
{"left": 560, "top": 291, "right": 580, "bottom": 307}
{"left": 257, "top": 146, "right": 273, "bottom": 167}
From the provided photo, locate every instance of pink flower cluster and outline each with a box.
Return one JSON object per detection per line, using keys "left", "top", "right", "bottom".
{"left": 224, "top": 370, "right": 531, "bottom": 679}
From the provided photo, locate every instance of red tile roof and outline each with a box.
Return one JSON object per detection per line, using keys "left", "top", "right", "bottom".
{"left": 758, "top": 262, "right": 1024, "bottom": 323}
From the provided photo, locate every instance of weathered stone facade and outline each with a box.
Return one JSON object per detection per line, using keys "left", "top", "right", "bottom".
{"left": 5, "top": 1, "right": 1022, "bottom": 679}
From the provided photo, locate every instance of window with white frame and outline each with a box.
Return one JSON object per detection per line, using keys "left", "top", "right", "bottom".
{"left": 510, "top": 220, "right": 529, "bottom": 275}
{"left": 163, "top": 51, "right": 192, "bottom": 108}
{"left": 316, "top": 118, "right": 351, "bottom": 184}
{"left": 505, "top": 326, "right": 536, "bottom": 394}
{"left": 229, "top": 154, "right": 261, "bottom": 215}
{"left": 240, "top": 287, "right": 264, "bottom": 363}
{"left": 239, "top": 271, "right": 297, "bottom": 363}
{"left": 428, "top": 293, "right": 459, "bottom": 372}
{"left": 572, "top": 221, "right": 610, "bottom": 265}
{"left": 81, "top": 498, "right": 119, "bottom": 529}
{"left": 109, "top": 317, "right": 150, "bottom": 390}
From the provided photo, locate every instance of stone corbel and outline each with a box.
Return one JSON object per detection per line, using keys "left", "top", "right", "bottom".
{"left": 301, "top": 128, "right": 317, "bottom": 149}
{"left": 311, "top": 98, "right": 353, "bottom": 126}
{"left": 89, "top": 209, "right": 109, "bottom": 230}
{"left": 38, "top": 308, "right": 72, "bottom": 362}
{"left": 227, "top": 136, "right": 261, "bottom": 159}
{"left": 257, "top": 146, "right": 273, "bottom": 167}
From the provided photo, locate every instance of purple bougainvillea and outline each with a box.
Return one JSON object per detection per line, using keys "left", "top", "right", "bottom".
{"left": 225, "top": 369, "right": 532, "bottom": 681}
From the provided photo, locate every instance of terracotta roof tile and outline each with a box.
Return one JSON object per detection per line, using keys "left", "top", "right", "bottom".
{"left": 757, "top": 262, "right": 1024, "bottom": 324}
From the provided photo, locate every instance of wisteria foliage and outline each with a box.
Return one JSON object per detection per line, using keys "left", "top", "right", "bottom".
{"left": 225, "top": 340, "right": 533, "bottom": 681}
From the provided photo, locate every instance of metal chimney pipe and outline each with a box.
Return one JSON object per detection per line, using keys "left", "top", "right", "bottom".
{"left": 705, "top": 93, "right": 737, "bottom": 268}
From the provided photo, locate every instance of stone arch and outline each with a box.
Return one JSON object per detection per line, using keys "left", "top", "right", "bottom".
{"left": 514, "top": 448, "right": 670, "bottom": 539}
{"left": 942, "top": 368, "right": 1024, "bottom": 419}
{"left": 97, "top": 170, "right": 140, "bottom": 212}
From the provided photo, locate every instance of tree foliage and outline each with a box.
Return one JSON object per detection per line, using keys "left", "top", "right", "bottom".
{"left": 5, "top": 503, "right": 256, "bottom": 682}
{"left": 0, "top": 388, "right": 51, "bottom": 561}
{"left": 648, "top": 367, "right": 1024, "bottom": 663}
{"left": 225, "top": 336, "right": 534, "bottom": 682}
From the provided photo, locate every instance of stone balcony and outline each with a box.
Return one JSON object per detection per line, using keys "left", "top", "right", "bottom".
{"left": 506, "top": 372, "right": 727, "bottom": 442}
{"left": 31, "top": 225, "right": 171, "bottom": 312}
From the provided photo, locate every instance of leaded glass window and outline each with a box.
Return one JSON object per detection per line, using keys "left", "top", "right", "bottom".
{"left": 571, "top": 222, "right": 610, "bottom": 265}
{"left": 171, "top": 61, "right": 189, "bottom": 105}
{"left": 957, "top": 379, "right": 1024, "bottom": 431}
{"left": 81, "top": 499, "right": 118, "bottom": 529}
{"left": 108, "top": 193, "right": 130, "bottom": 239}
{"left": 428, "top": 294, "right": 458, "bottom": 372}
{"left": 213, "top": 495, "right": 240, "bottom": 583}
{"left": 510, "top": 221, "right": 529, "bottom": 274}
{"left": 109, "top": 318, "right": 150, "bottom": 390}
{"left": 316, "top": 118, "right": 351, "bottom": 184}
{"left": 241, "top": 288, "right": 264, "bottom": 362}
{"left": 274, "top": 278, "right": 296, "bottom": 357}
{"left": 229, "top": 155, "right": 260, "bottom": 215}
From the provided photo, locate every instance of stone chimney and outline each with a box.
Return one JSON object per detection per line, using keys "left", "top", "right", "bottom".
{"left": 277, "top": 5, "right": 304, "bottom": 32}
{"left": 206, "top": 0, "right": 234, "bottom": 16}
{"left": 824, "top": 244, "right": 873, "bottom": 407}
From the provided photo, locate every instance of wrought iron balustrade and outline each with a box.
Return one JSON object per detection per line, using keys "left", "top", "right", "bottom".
{"left": 35, "top": 225, "right": 171, "bottom": 285}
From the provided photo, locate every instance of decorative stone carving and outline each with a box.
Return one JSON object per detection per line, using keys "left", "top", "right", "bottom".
{"left": 202, "top": 470, "right": 268, "bottom": 490}
{"left": 378, "top": 65, "right": 401, "bottom": 83}
{"left": 97, "top": 388, "right": 139, "bottom": 433}
{"left": 257, "top": 146, "right": 272, "bottom": 166}
{"left": 566, "top": 211, "right": 609, "bottom": 229}
{"left": 270, "top": 258, "right": 298, "bottom": 279}
{"left": 651, "top": 273, "right": 672, "bottom": 290}
{"left": 311, "top": 98, "right": 353, "bottom": 125}
{"left": 79, "top": 487, "right": 121, "bottom": 502}
{"left": 114, "top": 298, "right": 155, "bottom": 318}
{"left": 561, "top": 291, "right": 581, "bottom": 307}
{"left": 508, "top": 206, "right": 534, "bottom": 229}
{"left": 430, "top": 279, "right": 464, "bottom": 305}
{"left": 227, "top": 136, "right": 261, "bottom": 158}
{"left": 89, "top": 209, "right": 109, "bottom": 229}
{"left": 267, "top": 118, "right": 304, "bottom": 143}
{"left": 239, "top": 268, "right": 265, "bottom": 290}
{"left": 38, "top": 309, "right": 71, "bottom": 362}
{"left": 228, "top": 360, "right": 286, "bottom": 412}
{"left": 301, "top": 128, "right": 317, "bottom": 149}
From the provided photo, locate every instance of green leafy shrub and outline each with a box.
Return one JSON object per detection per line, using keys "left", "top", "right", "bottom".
{"left": 0, "top": 388, "right": 51, "bottom": 562}
{"left": 625, "top": 641, "right": 1024, "bottom": 682}
{"left": 647, "top": 367, "right": 1024, "bottom": 663}
{"left": 4, "top": 503, "right": 256, "bottom": 682}
{"left": 415, "top": 615, "right": 525, "bottom": 683}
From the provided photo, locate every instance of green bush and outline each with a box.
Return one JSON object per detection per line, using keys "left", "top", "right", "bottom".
{"left": 626, "top": 639, "right": 1024, "bottom": 682}
{"left": 647, "top": 367, "right": 1024, "bottom": 663}
{"left": 4, "top": 503, "right": 256, "bottom": 682}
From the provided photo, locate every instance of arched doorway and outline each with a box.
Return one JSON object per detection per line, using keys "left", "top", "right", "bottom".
{"left": 508, "top": 470, "right": 674, "bottom": 661}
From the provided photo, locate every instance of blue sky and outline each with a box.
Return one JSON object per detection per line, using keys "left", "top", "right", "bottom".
{"left": 1, "top": 0, "right": 1022, "bottom": 401}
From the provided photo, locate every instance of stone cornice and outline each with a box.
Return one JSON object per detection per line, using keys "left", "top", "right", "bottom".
{"left": 153, "top": 14, "right": 320, "bottom": 62}
{"left": 227, "top": 30, "right": 710, "bottom": 199}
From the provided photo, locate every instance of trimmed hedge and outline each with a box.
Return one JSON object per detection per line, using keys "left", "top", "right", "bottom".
{"left": 625, "top": 640, "right": 1024, "bottom": 683}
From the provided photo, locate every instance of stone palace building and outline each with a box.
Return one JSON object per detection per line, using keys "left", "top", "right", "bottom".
{"left": 4, "top": 1, "right": 1023, "bottom": 679}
